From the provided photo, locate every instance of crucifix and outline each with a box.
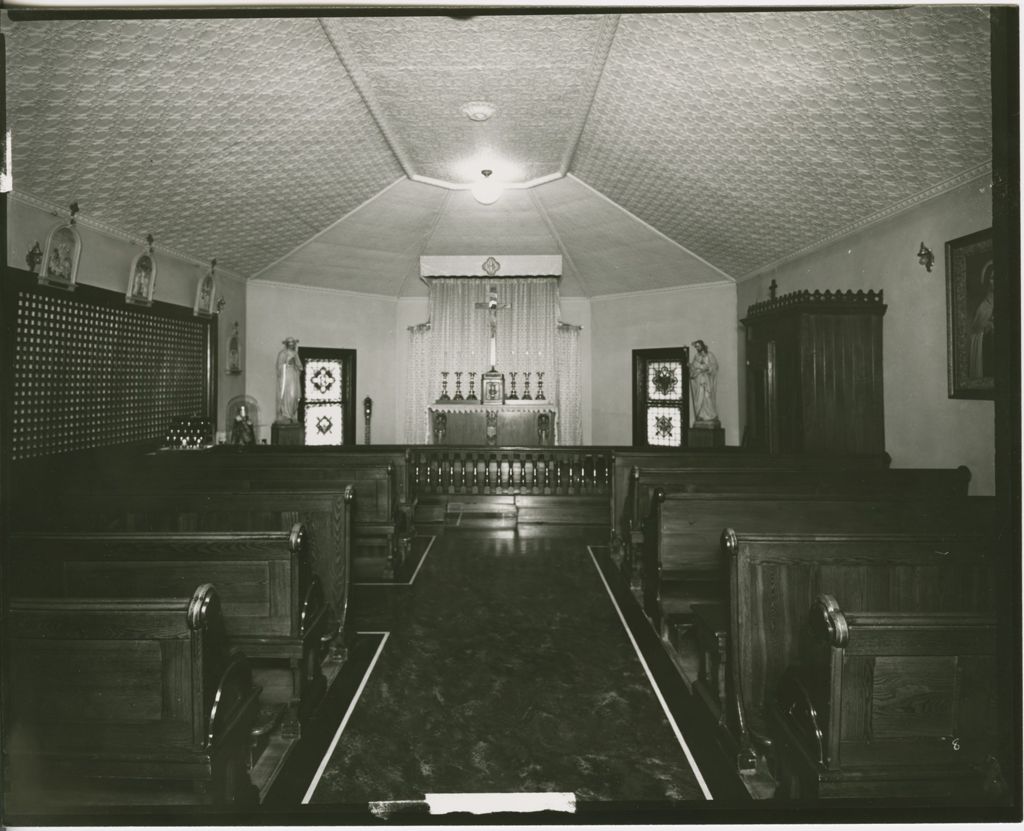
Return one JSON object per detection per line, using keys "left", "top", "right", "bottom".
{"left": 475, "top": 284, "right": 510, "bottom": 371}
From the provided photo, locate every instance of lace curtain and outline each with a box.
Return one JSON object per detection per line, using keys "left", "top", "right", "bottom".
{"left": 404, "top": 322, "right": 432, "bottom": 443}
{"left": 403, "top": 277, "right": 582, "bottom": 445}
{"left": 555, "top": 322, "right": 582, "bottom": 445}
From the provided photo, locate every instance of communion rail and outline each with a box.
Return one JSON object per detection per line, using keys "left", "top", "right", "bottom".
{"left": 409, "top": 447, "right": 614, "bottom": 498}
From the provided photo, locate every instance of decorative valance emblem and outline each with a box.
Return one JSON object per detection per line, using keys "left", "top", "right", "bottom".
{"left": 482, "top": 256, "right": 501, "bottom": 277}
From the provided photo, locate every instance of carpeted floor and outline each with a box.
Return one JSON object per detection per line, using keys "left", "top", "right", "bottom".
{"left": 307, "top": 530, "right": 706, "bottom": 805}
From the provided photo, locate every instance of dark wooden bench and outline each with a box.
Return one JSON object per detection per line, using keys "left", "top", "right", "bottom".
{"left": 622, "top": 464, "right": 970, "bottom": 586}
{"left": 716, "top": 531, "right": 995, "bottom": 775}
{"left": 9, "top": 526, "right": 330, "bottom": 731}
{"left": 610, "top": 449, "right": 892, "bottom": 557}
{"left": 770, "top": 594, "right": 1001, "bottom": 800}
{"left": 642, "top": 491, "right": 994, "bottom": 636}
{"left": 34, "top": 487, "right": 354, "bottom": 655}
{"left": 135, "top": 448, "right": 413, "bottom": 579}
{"left": 5, "top": 584, "right": 260, "bottom": 809}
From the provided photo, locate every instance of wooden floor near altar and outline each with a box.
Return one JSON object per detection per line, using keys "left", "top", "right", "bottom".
{"left": 256, "top": 529, "right": 757, "bottom": 822}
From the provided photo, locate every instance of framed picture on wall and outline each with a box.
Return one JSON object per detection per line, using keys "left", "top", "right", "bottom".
{"left": 945, "top": 228, "right": 994, "bottom": 400}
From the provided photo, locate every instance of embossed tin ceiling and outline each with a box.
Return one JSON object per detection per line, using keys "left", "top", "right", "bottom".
{"left": 3, "top": 9, "right": 993, "bottom": 292}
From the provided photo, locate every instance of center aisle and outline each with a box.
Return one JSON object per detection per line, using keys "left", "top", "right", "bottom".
{"left": 306, "top": 530, "right": 708, "bottom": 806}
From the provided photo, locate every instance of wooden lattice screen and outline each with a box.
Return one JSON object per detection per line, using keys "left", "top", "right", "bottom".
{"left": 4, "top": 273, "right": 215, "bottom": 461}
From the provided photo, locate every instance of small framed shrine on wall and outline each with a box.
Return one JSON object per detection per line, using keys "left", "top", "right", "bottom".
{"left": 194, "top": 259, "right": 217, "bottom": 317}
{"left": 39, "top": 222, "right": 82, "bottom": 291}
{"left": 126, "top": 239, "right": 157, "bottom": 307}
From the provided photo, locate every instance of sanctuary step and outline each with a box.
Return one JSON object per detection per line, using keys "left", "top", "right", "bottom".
{"left": 444, "top": 500, "right": 518, "bottom": 529}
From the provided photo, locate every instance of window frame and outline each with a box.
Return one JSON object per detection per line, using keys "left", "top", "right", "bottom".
{"left": 298, "top": 346, "right": 356, "bottom": 446}
{"left": 632, "top": 346, "right": 690, "bottom": 448}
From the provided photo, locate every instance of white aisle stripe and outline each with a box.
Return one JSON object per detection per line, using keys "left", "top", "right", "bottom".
{"left": 301, "top": 631, "right": 391, "bottom": 805}
{"left": 587, "top": 546, "right": 713, "bottom": 801}
{"left": 408, "top": 534, "right": 435, "bottom": 583}
{"left": 352, "top": 535, "right": 436, "bottom": 587}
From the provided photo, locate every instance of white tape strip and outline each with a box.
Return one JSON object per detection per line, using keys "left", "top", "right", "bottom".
{"left": 425, "top": 791, "right": 577, "bottom": 814}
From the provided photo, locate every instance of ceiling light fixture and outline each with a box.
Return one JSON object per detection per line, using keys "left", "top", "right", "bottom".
{"left": 471, "top": 169, "right": 503, "bottom": 205}
{"left": 461, "top": 101, "right": 496, "bottom": 122}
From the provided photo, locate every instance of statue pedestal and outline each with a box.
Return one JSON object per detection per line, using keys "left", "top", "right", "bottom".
{"left": 272, "top": 422, "right": 304, "bottom": 446}
{"left": 688, "top": 423, "right": 725, "bottom": 448}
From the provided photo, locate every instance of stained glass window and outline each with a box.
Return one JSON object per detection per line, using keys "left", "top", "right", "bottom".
{"left": 304, "top": 403, "right": 344, "bottom": 446}
{"left": 304, "top": 359, "right": 341, "bottom": 402}
{"left": 647, "top": 406, "right": 683, "bottom": 447}
{"left": 300, "top": 350, "right": 355, "bottom": 446}
{"left": 647, "top": 360, "right": 683, "bottom": 400}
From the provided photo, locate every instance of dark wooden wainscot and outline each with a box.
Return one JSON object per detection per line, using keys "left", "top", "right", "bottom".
{"left": 771, "top": 595, "right": 1000, "bottom": 800}
{"left": 5, "top": 585, "right": 260, "bottom": 809}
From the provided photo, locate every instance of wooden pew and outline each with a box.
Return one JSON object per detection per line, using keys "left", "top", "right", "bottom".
{"left": 715, "top": 530, "right": 995, "bottom": 773}
{"left": 622, "top": 464, "right": 970, "bottom": 585}
{"left": 642, "top": 491, "right": 994, "bottom": 635}
{"left": 770, "top": 594, "right": 1001, "bottom": 800}
{"left": 135, "top": 448, "right": 412, "bottom": 580}
{"left": 9, "top": 526, "right": 330, "bottom": 732}
{"left": 5, "top": 584, "right": 260, "bottom": 809}
{"left": 31, "top": 487, "right": 354, "bottom": 655}
{"left": 610, "top": 449, "right": 892, "bottom": 556}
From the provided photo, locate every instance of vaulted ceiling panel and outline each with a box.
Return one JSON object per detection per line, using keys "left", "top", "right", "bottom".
{"left": 323, "top": 15, "right": 616, "bottom": 185}
{"left": 4, "top": 16, "right": 403, "bottom": 276}
{"left": 255, "top": 178, "right": 446, "bottom": 295}
{"left": 572, "top": 8, "right": 992, "bottom": 278}
{"left": 533, "top": 176, "right": 729, "bottom": 297}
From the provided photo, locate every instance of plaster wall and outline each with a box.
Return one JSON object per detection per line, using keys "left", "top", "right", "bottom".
{"left": 590, "top": 282, "right": 739, "bottom": 446}
{"left": 737, "top": 177, "right": 995, "bottom": 494}
{"left": 245, "top": 281, "right": 399, "bottom": 444}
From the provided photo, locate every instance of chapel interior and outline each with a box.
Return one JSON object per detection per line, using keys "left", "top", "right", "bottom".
{"left": 0, "top": 6, "right": 1020, "bottom": 824}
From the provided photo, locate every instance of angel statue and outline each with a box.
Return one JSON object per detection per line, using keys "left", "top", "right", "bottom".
{"left": 689, "top": 339, "right": 720, "bottom": 425}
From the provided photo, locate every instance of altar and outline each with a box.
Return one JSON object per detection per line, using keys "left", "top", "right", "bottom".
{"left": 405, "top": 255, "right": 582, "bottom": 446}
{"left": 428, "top": 401, "right": 557, "bottom": 446}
